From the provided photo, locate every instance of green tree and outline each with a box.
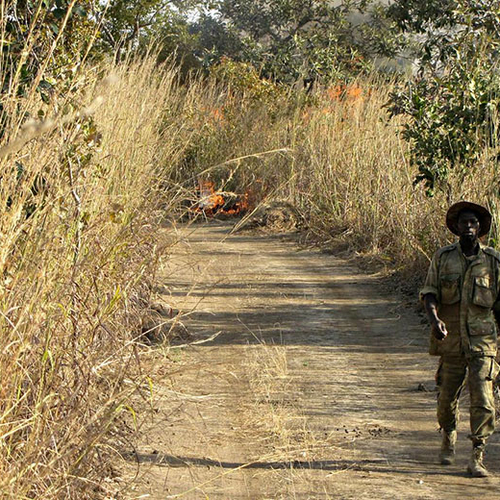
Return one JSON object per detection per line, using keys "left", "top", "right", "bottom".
{"left": 2, "top": 0, "right": 97, "bottom": 99}
{"left": 188, "top": 12, "right": 243, "bottom": 69}
{"left": 99, "top": 0, "right": 203, "bottom": 62}
{"left": 194, "top": 0, "right": 399, "bottom": 83}
{"left": 388, "top": 0, "right": 456, "bottom": 35}
{"left": 388, "top": 1, "right": 500, "bottom": 195}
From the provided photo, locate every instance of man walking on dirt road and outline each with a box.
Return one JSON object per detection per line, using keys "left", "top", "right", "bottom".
{"left": 421, "top": 201, "right": 500, "bottom": 477}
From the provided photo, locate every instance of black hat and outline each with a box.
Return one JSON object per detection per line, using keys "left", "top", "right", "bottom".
{"left": 446, "top": 201, "right": 492, "bottom": 238}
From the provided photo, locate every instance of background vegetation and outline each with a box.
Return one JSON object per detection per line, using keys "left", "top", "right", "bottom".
{"left": 2, "top": 0, "right": 500, "bottom": 497}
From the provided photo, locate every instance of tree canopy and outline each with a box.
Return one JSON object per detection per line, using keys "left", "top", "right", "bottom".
{"left": 97, "top": 0, "right": 403, "bottom": 82}
{"left": 2, "top": 0, "right": 407, "bottom": 94}
{"left": 388, "top": 1, "right": 500, "bottom": 195}
{"left": 191, "top": 0, "right": 399, "bottom": 82}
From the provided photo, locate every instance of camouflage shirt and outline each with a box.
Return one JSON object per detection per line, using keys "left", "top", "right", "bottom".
{"left": 420, "top": 242, "right": 500, "bottom": 357}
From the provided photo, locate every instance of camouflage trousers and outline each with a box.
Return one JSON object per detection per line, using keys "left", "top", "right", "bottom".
{"left": 436, "top": 355, "right": 499, "bottom": 445}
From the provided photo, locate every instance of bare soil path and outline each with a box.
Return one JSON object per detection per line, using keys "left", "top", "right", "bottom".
{"left": 123, "top": 221, "right": 500, "bottom": 499}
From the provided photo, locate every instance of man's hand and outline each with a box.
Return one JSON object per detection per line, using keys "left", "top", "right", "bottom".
{"left": 430, "top": 317, "right": 448, "bottom": 340}
{"left": 423, "top": 293, "right": 448, "bottom": 341}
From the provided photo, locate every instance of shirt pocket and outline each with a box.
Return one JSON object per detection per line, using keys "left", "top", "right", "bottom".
{"left": 440, "top": 275, "right": 460, "bottom": 304}
{"left": 472, "top": 276, "right": 496, "bottom": 308}
{"left": 468, "top": 318, "right": 495, "bottom": 336}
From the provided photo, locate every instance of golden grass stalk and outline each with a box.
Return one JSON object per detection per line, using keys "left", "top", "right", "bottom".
{"left": 177, "top": 75, "right": 500, "bottom": 273}
{"left": 0, "top": 51, "right": 202, "bottom": 498}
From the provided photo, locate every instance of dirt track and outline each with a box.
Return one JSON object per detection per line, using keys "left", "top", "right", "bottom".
{"left": 123, "top": 221, "right": 500, "bottom": 499}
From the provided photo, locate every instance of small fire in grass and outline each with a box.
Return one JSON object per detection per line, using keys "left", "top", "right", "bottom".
{"left": 196, "top": 180, "right": 250, "bottom": 216}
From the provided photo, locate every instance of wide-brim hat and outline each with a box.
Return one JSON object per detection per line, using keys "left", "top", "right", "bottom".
{"left": 446, "top": 201, "right": 492, "bottom": 237}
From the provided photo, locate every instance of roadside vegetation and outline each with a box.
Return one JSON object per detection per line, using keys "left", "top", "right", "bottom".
{"left": 2, "top": 0, "right": 500, "bottom": 498}
{"left": 171, "top": 63, "right": 499, "bottom": 274}
{"left": 0, "top": 55, "right": 197, "bottom": 497}
{"left": 0, "top": 9, "right": 198, "bottom": 493}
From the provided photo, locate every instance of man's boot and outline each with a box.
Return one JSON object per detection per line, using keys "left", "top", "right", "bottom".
{"left": 439, "top": 430, "right": 456, "bottom": 465}
{"left": 467, "top": 445, "right": 489, "bottom": 477}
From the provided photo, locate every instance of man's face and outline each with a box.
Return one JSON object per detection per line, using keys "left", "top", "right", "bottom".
{"left": 457, "top": 209, "right": 480, "bottom": 241}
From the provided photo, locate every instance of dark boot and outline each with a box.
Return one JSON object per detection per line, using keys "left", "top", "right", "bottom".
{"left": 467, "top": 445, "right": 489, "bottom": 477}
{"left": 439, "top": 430, "right": 456, "bottom": 465}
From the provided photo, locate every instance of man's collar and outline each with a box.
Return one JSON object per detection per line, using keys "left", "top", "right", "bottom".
{"left": 477, "top": 240, "right": 486, "bottom": 254}
{"left": 455, "top": 240, "right": 484, "bottom": 258}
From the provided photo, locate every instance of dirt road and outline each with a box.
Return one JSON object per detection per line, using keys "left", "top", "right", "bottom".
{"left": 122, "top": 221, "right": 500, "bottom": 499}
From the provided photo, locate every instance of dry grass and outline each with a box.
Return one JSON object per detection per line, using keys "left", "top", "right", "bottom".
{"left": 242, "top": 344, "right": 343, "bottom": 499}
{"left": 244, "top": 345, "right": 311, "bottom": 459}
{"left": 0, "top": 54, "right": 199, "bottom": 498}
{"left": 3, "top": 36, "right": 499, "bottom": 498}
{"left": 178, "top": 77, "right": 500, "bottom": 275}
{"left": 245, "top": 344, "right": 341, "bottom": 459}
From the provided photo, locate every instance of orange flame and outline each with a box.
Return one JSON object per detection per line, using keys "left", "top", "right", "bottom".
{"left": 326, "top": 84, "right": 364, "bottom": 102}
{"left": 195, "top": 180, "right": 250, "bottom": 217}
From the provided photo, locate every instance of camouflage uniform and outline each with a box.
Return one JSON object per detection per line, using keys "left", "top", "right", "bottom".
{"left": 421, "top": 241, "right": 500, "bottom": 445}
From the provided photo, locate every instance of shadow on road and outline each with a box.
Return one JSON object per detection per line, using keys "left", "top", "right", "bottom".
{"left": 126, "top": 451, "right": 476, "bottom": 479}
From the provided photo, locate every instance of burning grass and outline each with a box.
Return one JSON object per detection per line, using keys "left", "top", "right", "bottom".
{"left": 194, "top": 180, "right": 250, "bottom": 217}
{"left": 175, "top": 76, "right": 500, "bottom": 276}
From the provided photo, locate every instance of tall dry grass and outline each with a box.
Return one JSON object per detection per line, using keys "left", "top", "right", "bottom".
{"left": 0, "top": 55, "right": 198, "bottom": 498}
{"left": 2, "top": 43, "right": 498, "bottom": 498}
{"left": 177, "top": 77, "right": 500, "bottom": 275}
